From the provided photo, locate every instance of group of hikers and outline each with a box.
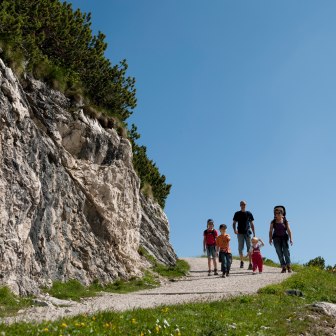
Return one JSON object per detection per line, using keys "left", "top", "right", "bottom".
{"left": 203, "top": 200, "right": 293, "bottom": 278}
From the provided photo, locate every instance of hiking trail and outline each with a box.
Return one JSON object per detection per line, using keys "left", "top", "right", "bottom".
{"left": 1, "top": 258, "right": 293, "bottom": 324}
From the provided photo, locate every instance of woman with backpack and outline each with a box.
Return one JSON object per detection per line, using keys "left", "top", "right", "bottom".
{"left": 269, "top": 206, "right": 293, "bottom": 273}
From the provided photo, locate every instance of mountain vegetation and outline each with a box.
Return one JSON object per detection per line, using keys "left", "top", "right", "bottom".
{"left": 0, "top": 0, "right": 171, "bottom": 207}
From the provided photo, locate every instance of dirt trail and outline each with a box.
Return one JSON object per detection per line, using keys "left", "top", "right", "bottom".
{"left": 1, "top": 258, "right": 293, "bottom": 324}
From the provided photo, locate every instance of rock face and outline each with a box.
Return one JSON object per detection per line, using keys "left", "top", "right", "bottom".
{"left": 0, "top": 58, "right": 176, "bottom": 295}
{"left": 140, "top": 194, "right": 176, "bottom": 265}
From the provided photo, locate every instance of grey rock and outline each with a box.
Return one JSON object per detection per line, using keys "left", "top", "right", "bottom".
{"left": 311, "top": 302, "right": 336, "bottom": 317}
{"left": 140, "top": 194, "right": 177, "bottom": 265}
{"left": 32, "top": 299, "right": 53, "bottom": 307}
{"left": 285, "top": 289, "right": 304, "bottom": 297}
{"left": 37, "top": 295, "right": 76, "bottom": 307}
{"left": 0, "top": 57, "right": 176, "bottom": 295}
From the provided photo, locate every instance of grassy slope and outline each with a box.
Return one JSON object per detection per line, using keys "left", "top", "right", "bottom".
{"left": 0, "top": 259, "right": 190, "bottom": 316}
{"left": 0, "top": 264, "right": 335, "bottom": 335}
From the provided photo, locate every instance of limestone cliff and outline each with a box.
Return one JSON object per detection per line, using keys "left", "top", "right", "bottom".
{"left": 0, "top": 58, "right": 176, "bottom": 295}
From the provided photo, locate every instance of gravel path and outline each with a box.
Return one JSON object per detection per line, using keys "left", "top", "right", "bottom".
{"left": 1, "top": 258, "right": 293, "bottom": 324}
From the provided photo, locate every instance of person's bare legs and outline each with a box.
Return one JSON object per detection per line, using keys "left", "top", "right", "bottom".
{"left": 213, "top": 258, "right": 217, "bottom": 271}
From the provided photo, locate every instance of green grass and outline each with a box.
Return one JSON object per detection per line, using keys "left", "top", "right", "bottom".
{"left": 43, "top": 272, "right": 160, "bottom": 301}
{"left": 40, "top": 247, "right": 189, "bottom": 301}
{"left": 0, "top": 287, "right": 33, "bottom": 318}
{"left": 0, "top": 254, "right": 186, "bottom": 317}
{"left": 40, "top": 253, "right": 188, "bottom": 301}
{"left": 45, "top": 279, "right": 97, "bottom": 302}
{"left": 153, "top": 259, "right": 190, "bottom": 279}
{"left": 1, "top": 265, "right": 335, "bottom": 335}
{"left": 139, "top": 246, "right": 190, "bottom": 279}
{"left": 91, "top": 271, "right": 159, "bottom": 294}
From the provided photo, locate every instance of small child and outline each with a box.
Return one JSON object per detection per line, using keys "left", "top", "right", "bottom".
{"left": 250, "top": 237, "right": 264, "bottom": 274}
{"left": 203, "top": 219, "right": 218, "bottom": 275}
{"left": 216, "top": 224, "right": 232, "bottom": 278}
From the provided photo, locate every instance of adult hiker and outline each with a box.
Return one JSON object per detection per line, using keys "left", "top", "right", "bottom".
{"left": 232, "top": 200, "right": 255, "bottom": 269}
{"left": 269, "top": 205, "right": 293, "bottom": 273}
{"left": 203, "top": 219, "right": 218, "bottom": 275}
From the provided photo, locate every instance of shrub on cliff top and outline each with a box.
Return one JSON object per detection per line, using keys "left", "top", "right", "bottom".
{"left": 0, "top": 0, "right": 136, "bottom": 122}
{"left": 0, "top": 0, "right": 171, "bottom": 208}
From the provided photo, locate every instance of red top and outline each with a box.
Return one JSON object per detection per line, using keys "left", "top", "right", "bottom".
{"left": 204, "top": 229, "right": 218, "bottom": 246}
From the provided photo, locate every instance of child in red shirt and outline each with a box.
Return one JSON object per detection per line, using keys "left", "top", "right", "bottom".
{"left": 203, "top": 219, "right": 218, "bottom": 275}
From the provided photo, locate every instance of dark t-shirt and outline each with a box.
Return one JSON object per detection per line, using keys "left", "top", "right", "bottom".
{"left": 233, "top": 211, "right": 254, "bottom": 234}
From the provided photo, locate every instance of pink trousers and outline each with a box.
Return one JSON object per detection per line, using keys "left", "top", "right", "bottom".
{"left": 252, "top": 252, "right": 263, "bottom": 272}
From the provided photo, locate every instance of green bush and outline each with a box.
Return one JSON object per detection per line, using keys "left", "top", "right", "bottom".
{"left": 0, "top": 0, "right": 171, "bottom": 208}
{"left": 304, "top": 256, "right": 325, "bottom": 269}
{"left": 0, "top": 0, "right": 136, "bottom": 121}
{"left": 130, "top": 125, "right": 171, "bottom": 208}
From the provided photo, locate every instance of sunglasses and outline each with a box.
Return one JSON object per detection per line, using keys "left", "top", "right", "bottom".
{"left": 274, "top": 211, "right": 282, "bottom": 215}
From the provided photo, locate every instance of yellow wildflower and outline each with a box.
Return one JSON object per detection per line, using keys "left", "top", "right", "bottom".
{"left": 132, "top": 318, "right": 137, "bottom": 324}
{"left": 61, "top": 323, "right": 67, "bottom": 328}
{"left": 43, "top": 328, "right": 49, "bottom": 332}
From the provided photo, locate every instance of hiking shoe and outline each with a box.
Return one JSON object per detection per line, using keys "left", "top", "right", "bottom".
{"left": 222, "top": 273, "right": 226, "bottom": 278}
{"left": 214, "top": 269, "right": 219, "bottom": 275}
{"left": 287, "top": 265, "right": 292, "bottom": 273}
{"left": 248, "top": 263, "right": 253, "bottom": 270}
{"left": 252, "top": 271, "right": 257, "bottom": 275}
{"left": 226, "top": 272, "right": 230, "bottom": 277}
{"left": 240, "top": 261, "right": 244, "bottom": 268}
{"left": 281, "top": 266, "right": 286, "bottom": 273}
{"left": 208, "top": 270, "right": 211, "bottom": 276}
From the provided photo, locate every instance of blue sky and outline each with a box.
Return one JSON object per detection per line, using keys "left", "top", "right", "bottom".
{"left": 68, "top": 1, "right": 336, "bottom": 266}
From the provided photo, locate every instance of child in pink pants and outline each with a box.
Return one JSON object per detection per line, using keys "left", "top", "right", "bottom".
{"left": 250, "top": 237, "right": 264, "bottom": 274}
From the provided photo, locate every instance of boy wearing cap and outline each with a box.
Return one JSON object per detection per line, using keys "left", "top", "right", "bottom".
{"left": 232, "top": 200, "right": 255, "bottom": 269}
{"left": 203, "top": 219, "right": 218, "bottom": 275}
